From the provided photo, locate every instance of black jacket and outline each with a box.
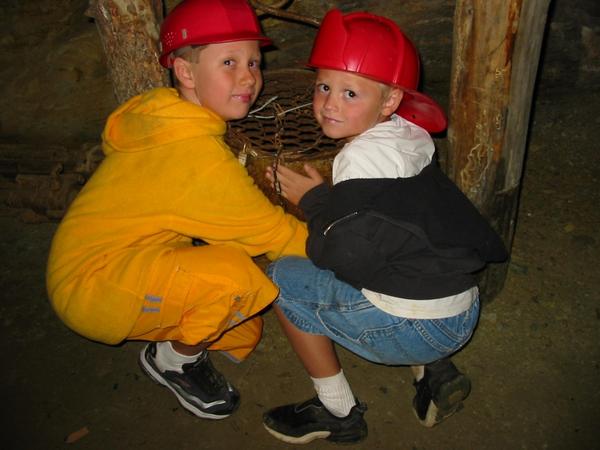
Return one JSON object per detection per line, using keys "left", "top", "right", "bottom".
{"left": 299, "top": 163, "right": 508, "bottom": 300}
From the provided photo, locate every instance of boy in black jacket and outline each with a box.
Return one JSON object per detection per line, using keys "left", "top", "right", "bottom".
{"left": 262, "top": 9, "right": 507, "bottom": 445}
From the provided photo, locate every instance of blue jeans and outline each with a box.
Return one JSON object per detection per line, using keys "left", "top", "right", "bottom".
{"left": 267, "top": 256, "right": 480, "bottom": 366}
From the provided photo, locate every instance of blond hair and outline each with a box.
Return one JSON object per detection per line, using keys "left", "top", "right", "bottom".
{"left": 172, "top": 45, "right": 206, "bottom": 63}
{"left": 171, "top": 45, "right": 206, "bottom": 87}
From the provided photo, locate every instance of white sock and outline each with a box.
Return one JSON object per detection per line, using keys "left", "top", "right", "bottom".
{"left": 311, "top": 370, "right": 356, "bottom": 418}
{"left": 153, "top": 341, "right": 204, "bottom": 373}
{"left": 412, "top": 365, "right": 425, "bottom": 382}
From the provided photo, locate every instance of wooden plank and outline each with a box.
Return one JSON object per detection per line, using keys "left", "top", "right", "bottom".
{"left": 0, "top": 143, "right": 103, "bottom": 177}
{"left": 0, "top": 143, "right": 102, "bottom": 221}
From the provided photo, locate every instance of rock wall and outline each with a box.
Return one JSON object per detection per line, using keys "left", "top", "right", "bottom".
{"left": 540, "top": 0, "right": 600, "bottom": 90}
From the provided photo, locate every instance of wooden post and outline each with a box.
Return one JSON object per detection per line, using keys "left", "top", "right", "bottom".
{"left": 447, "top": 0, "right": 551, "bottom": 301}
{"left": 87, "top": 0, "right": 169, "bottom": 103}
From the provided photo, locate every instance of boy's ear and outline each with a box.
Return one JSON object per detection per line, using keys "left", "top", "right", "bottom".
{"left": 381, "top": 88, "right": 404, "bottom": 116}
{"left": 172, "top": 57, "right": 195, "bottom": 89}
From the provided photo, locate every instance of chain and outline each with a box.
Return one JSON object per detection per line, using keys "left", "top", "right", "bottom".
{"left": 272, "top": 102, "right": 285, "bottom": 205}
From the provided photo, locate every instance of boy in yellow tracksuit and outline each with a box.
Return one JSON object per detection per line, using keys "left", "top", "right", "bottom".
{"left": 46, "top": 0, "right": 306, "bottom": 420}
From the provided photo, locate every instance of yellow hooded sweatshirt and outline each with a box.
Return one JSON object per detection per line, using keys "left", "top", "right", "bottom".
{"left": 47, "top": 88, "right": 307, "bottom": 347}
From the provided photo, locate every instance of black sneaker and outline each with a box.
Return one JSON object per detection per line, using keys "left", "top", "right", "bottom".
{"left": 139, "top": 342, "right": 240, "bottom": 419}
{"left": 263, "top": 397, "right": 368, "bottom": 444}
{"left": 412, "top": 359, "right": 471, "bottom": 427}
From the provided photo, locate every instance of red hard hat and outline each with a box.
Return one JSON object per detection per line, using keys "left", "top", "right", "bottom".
{"left": 159, "top": 0, "right": 272, "bottom": 68}
{"left": 308, "top": 9, "right": 447, "bottom": 133}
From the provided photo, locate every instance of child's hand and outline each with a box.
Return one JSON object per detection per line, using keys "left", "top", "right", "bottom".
{"left": 265, "top": 163, "right": 324, "bottom": 206}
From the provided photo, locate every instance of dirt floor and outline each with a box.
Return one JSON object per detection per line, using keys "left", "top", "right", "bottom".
{"left": 1, "top": 84, "right": 599, "bottom": 449}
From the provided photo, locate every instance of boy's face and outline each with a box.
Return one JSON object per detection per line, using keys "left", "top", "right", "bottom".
{"left": 313, "top": 69, "right": 402, "bottom": 141}
{"left": 175, "top": 40, "right": 262, "bottom": 121}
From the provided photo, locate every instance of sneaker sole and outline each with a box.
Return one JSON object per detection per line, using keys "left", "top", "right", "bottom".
{"left": 138, "top": 345, "right": 232, "bottom": 420}
{"left": 263, "top": 423, "right": 367, "bottom": 445}
{"left": 263, "top": 424, "right": 331, "bottom": 444}
{"left": 416, "top": 374, "right": 471, "bottom": 427}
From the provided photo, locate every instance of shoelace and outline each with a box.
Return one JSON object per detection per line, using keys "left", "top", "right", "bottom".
{"left": 186, "top": 353, "right": 228, "bottom": 395}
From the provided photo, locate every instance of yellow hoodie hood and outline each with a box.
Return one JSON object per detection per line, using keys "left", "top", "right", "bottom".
{"left": 102, "top": 87, "right": 226, "bottom": 154}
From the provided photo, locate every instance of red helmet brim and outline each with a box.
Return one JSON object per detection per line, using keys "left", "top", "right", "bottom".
{"left": 396, "top": 90, "right": 447, "bottom": 133}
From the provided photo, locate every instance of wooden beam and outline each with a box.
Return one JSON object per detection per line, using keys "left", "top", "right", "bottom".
{"left": 87, "top": 0, "right": 169, "bottom": 103}
{"left": 447, "top": 0, "right": 551, "bottom": 300}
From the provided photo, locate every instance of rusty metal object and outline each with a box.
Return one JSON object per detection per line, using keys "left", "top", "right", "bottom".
{"left": 226, "top": 69, "right": 343, "bottom": 220}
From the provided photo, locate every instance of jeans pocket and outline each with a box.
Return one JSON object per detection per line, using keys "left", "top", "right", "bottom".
{"left": 414, "top": 299, "right": 480, "bottom": 356}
